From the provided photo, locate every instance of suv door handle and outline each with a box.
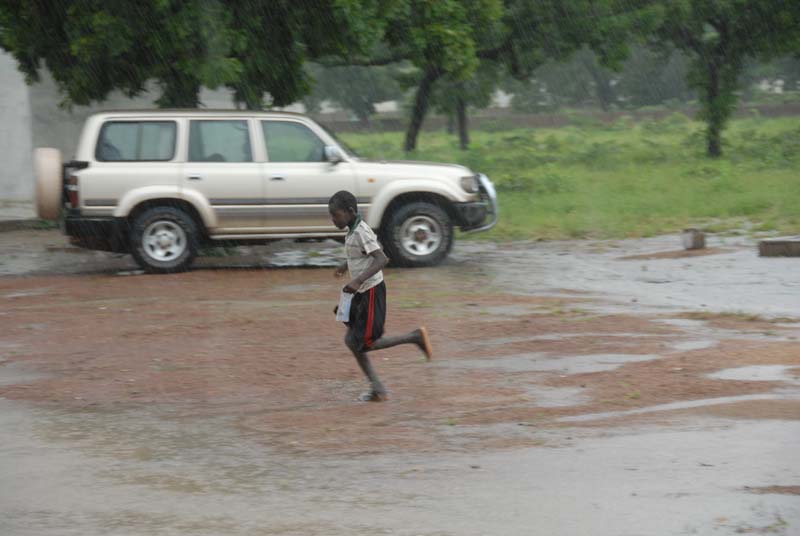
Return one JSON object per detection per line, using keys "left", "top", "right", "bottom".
{"left": 270, "top": 176, "right": 285, "bottom": 181}
{"left": 188, "top": 175, "right": 203, "bottom": 181}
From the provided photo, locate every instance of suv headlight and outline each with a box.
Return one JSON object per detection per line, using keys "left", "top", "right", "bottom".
{"left": 460, "top": 175, "right": 479, "bottom": 193}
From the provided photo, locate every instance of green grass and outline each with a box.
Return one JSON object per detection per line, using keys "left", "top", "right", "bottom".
{"left": 340, "top": 114, "right": 800, "bottom": 240}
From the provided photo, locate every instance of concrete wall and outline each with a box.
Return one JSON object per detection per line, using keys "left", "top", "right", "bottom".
{"left": 0, "top": 51, "right": 34, "bottom": 201}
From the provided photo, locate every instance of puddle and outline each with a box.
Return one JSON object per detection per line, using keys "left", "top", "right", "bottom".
{"left": 3, "top": 289, "right": 51, "bottom": 299}
{"left": 115, "top": 270, "right": 145, "bottom": 277}
{"left": 459, "top": 235, "right": 800, "bottom": 319}
{"left": 477, "top": 332, "right": 659, "bottom": 347}
{"left": 559, "top": 392, "right": 800, "bottom": 422}
{"left": 669, "top": 339, "right": 717, "bottom": 352}
{"left": 482, "top": 304, "right": 545, "bottom": 317}
{"left": 0, "top": 231, "right": 346, "bottom": 275}
{"left": 269, "top": 249, "right": 342, "bottom": 268}
{"left": 441, "top": 352, "right": 660, "bottom": 374}
{"left": 524, "top": 385, "right": 591, "bottom": 407}
{"left": 708, "top": 365, "right": 800, "bottom": 385}
{"left": 654, "top": 318, "right": 708, "bottom": 329}
{"left": 2, "top": 398, "right": 800, "bottom": 536}
{"left": 0, "top": 362, "right": 51, "bottom": 386}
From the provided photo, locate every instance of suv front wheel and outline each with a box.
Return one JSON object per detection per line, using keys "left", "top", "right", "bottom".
{"left": 130, "top": 206, "right": 198, "bottom": 273}
{"left": 382, "top": 201, "right": 453, "bottom": 267}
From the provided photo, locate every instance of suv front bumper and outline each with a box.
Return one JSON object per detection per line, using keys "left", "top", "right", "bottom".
{"left": 456, "top": 173, "right": 498, "bottom": 233}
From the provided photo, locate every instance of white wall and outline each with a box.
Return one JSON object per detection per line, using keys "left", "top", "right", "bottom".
{"left": 0, "top": 51, "right": 34, "bottom": 201}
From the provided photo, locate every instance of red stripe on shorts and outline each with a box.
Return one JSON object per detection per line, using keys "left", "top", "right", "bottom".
{"left": 365, "top": 287, "right": 375, "bottom": 349}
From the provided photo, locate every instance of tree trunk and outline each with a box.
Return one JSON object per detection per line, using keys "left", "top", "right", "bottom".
{"left": 404, "top": 68, "right": 440, "bottom": 152}
{"left": 446, "top": 113, "right": 455, "bottom": 135}
{"left": 356, "top": 101, "right": 373, "bottom": 127}
{"left": 581, "top": 54, "right": 615, "bottom": 111}
{"left": 238, "top": 86, "right": 265, "bottom": 110}
{"left": 157, "top": 72, "right": 201, "bottom": 108}
{"left": 456, "top": 94, "right": 469, "bottom": 150}
{"left": 706, "top": 63, "right": 722, "bottom": 158}
{"left": 592, "top": 72, "right": 616, "bottom": 112}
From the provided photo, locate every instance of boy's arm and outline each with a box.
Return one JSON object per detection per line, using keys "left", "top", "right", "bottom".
{"left": 343, "top": 249, "right": 388, "bottom": 293}
{"left": 334, "top": 261, "right": 348, "bottom": 277}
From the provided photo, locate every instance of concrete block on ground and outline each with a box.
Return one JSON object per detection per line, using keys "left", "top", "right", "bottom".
{"left": 758, "top": 236, "right": 800, "bottom": 257}
{"left": 682, "top": 228, "right": 705, "bottom": 250}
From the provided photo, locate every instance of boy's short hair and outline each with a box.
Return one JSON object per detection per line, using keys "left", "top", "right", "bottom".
{"left": 328, "top": 190, "right": 358, "bottom": 213}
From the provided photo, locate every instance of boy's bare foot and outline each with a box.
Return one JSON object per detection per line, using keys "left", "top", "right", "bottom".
{"left": 358, "top": 390, "right": 388, "bottom": 402}
{"left": 416, "top": 327, "right": 433, "bottom": 360}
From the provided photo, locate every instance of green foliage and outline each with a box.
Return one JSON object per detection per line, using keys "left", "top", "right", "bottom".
{"left": 615, "top": 47, "right": 693, "bottom": 107}
{"left": 303, "top": 63, "right": 404, "bottom": 121}
{"left": 384, "top": 0, "right": 502, "bottom": 81}
{"left": 0, "top": 0, "right": 397, "bottom": 108}
{"left": 0, "top": 1, "right": 244, "bottom": 107}
{"left": 505, "top": 45, "right": 694, "bottom": 113}
{"left": 430, "top": 62, "right": 500, "bottom": 118}
{"left": 650, "top": 0, "right": 800, "bottom": 156}
{"left": 225, "top": 0, "right": 398, "bottom": 109}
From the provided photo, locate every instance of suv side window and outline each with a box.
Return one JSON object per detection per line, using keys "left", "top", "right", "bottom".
{"left": 96, "top": 121, "right": 176, "bottom": 162}
{"left": 189, "top": 120, "right": 252, "bottom": 162}
{"left": 262, "top": 121, "right": 326, "bottom": 163}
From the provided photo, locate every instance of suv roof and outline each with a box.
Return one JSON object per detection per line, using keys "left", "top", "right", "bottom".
{"left": 90, "top": 109, "right": 312, "bottom": 119}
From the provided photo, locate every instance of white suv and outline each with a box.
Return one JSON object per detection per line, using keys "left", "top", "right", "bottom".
{"left": 34, "top": 110, "right": 497, "bottom": 273}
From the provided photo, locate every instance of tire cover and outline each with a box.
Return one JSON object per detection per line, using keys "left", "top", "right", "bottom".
{"left": 33, "top": 148, "right": 63, "bottom": 220}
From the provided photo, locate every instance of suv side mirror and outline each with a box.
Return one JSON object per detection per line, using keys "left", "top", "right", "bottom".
{"left": 324, "top": 145, "right": 344, "bottom": 165}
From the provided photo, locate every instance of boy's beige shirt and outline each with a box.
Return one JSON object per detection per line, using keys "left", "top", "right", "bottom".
{"left": 345, "top": 219, "right": 384, "bottom": 293}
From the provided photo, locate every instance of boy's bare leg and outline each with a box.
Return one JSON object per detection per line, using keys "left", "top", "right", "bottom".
{"left": 345, "top": 331, "right": 387, "bottom": 400}
{"left": 368, "top": 327, "right": 433, "bottom": 360}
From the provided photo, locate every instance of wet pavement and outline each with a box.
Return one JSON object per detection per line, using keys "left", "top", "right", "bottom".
{"left": 1, "top": 228, "right": 799, "bottom": 535}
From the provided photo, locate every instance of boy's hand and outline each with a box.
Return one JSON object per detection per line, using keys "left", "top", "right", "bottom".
{"left": 343, "top": 279, "right": 361, "bottom": 294}
{"left": 334, "top": 264, "right": 348, "bottom": 278}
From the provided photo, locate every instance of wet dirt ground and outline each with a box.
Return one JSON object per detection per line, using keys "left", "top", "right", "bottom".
{"left": 1, "top": 229, "right": 799, "bottom": 535}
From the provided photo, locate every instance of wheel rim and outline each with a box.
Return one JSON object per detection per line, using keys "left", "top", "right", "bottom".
{"left": 399, "top": 215, "right": 443, "bottom": 257}
{"left": 142, "top": 220, "right": 187, "bottom": 262}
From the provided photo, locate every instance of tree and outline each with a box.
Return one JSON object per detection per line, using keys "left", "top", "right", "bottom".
{"left": 429, "top": 62, "right": 500, "bottom": 149}
{"left": 506, "top": 48, "right": 617, "bottom": 113}
{"left": 303, "top": 63, "right": 404, "bottom": 123}
{"left": 0, "top": 0, "right": 397, "bottom": 109}
{"left": 391, "top": 0, "right": 654, "bottom": 151}
{"left": 615, "top": 45, "right": 693, "bottom": 108}
{"left": 650, "top": 0, "right": 800, "bottom": 157}
{"left": 224, "top": 0, "right": 399, "bottom": 109}
{"left": 0, "top": 1, "right": 242, "bottom": 107}
{"left": 379, "top": 0, "right": 502, "bottom": 151}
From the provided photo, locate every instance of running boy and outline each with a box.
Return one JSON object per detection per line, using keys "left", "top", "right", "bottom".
{"left": 328, "top": 190, "right": 433, "bottom": 402}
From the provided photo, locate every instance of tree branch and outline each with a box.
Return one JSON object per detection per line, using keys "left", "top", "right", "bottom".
{"left": 319, "top": 52, "right": 409, "bottom": 68}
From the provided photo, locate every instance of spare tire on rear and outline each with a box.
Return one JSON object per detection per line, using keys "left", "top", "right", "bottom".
{"left": 33, "top": 148, "right": 63, "bottom": 220}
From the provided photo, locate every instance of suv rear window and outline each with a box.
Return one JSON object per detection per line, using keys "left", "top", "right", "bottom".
{"left": 96, "top": 121, "right": 176, "bottom": 161}
{"left": 189, "top": 120, "right": 252, "bottom": 162}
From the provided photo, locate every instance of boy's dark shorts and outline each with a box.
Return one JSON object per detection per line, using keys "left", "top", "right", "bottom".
{"left": 348, "top": 281, "right": 386, "bottom": 352}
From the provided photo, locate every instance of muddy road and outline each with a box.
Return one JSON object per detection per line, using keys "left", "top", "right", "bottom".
{"left": 1, "top": 229, "right": 799, "bottom": 535}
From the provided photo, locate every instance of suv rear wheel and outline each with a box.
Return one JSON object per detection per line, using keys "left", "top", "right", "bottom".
{"left": 130, "top": 206, "right": 198, "bottom": 273}
{"left": 382, "top": 201, "right": 453, "bottom": 267}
